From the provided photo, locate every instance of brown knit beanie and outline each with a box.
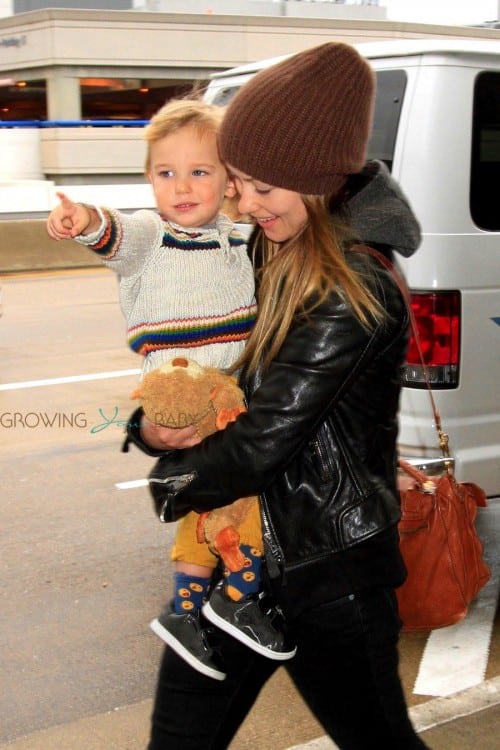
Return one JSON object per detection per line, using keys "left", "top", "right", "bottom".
{"left": 219, "top": 42, "right": 375, "bottom": 195}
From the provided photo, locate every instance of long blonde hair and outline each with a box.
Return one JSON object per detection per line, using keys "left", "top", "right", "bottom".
{"left": 236, "top": 196, "right": 384, "bottom": 376}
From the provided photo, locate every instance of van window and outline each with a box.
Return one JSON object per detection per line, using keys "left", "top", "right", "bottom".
{"left": 367, "top": 70, "right": 407, "bottom": 172}
{"left": 470, "top": 71, "right": 500, "bottom": 231}
{"left": 212, "top": 86, "right": 240, "bottom": 107}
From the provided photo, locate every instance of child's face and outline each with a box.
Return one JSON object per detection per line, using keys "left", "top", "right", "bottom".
{"left": 147, "top": 124, "right": 235, "bottom": 228}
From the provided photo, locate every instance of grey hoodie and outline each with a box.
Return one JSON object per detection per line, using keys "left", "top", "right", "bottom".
{"left": 348, "top": 159, "right": 421, "bottom": 258}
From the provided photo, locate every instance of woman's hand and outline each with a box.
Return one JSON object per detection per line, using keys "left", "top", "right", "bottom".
{"left": 140, "top": 415, "right": 201, "bottom": 450}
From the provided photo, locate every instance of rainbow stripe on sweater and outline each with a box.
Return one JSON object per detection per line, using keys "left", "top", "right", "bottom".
{"left": 129, "top": 305, "right": 257, "bottom": 355}
{"left": 88, "top": 208, "right": 122, "bottom": 258}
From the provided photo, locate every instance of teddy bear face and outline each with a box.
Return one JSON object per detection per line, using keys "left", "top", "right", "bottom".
{"left": 133, "top": 356, "right": 246, "bottom": 436}
{"left": 139, "top": 366, "right": 214, "bottom": 428}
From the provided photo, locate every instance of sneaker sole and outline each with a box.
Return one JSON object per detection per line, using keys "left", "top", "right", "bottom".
{"left": 202, "top": 601, "right": 297, "bottom": 661}
{"left": 149, "top": 618, "right": 226, "bottom": 681}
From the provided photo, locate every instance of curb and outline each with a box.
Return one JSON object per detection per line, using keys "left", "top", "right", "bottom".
{"left": 285, "top": 675, "right": 500, "bottom": 749}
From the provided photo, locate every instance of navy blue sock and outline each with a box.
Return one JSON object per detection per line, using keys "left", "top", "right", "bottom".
{"left": 224, "top": 545, "right": 262, "bottom": 601}
{"left": 173, "top": 572, "right": 211, "bottom": 615}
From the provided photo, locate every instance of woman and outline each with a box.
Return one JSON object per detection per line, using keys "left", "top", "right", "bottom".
{"left": 127, "top": 42, "right": 429, "bottom": 749}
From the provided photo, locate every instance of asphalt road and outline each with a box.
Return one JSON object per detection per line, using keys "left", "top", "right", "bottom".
{"left": 1, "top": 269, "right": 170, "bottom": 742}
{"left": 1, "top": 268, "right": 499, "bottom": 749}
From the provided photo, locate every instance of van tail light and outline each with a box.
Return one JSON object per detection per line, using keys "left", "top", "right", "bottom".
{"left": 403, "top": 291, "right": 460, "bottom": 389}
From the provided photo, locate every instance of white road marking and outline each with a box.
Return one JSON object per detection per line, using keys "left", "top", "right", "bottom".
{"left": 115, "top": 479, "right": 149, "bottom": 489}
{"left": 413, "top": 504, "right": 500, "bottom": 697}
{"left": 0, "top": 369, "right": 141, "bottom": 391}
{"left": 2, "top": 369, "right": 149, "bottom": 486}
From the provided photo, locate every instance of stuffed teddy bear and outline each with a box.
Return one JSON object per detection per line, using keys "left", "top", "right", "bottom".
{"left": 131, "top": 356, "right": 259, "bottom": 573}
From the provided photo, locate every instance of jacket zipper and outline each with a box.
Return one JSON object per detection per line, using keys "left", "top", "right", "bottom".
{"left": 260, "top": 493, "right": 285, "bottom": 581}
{"left": 311, "top": 433, "right": 333, "bottom": 482}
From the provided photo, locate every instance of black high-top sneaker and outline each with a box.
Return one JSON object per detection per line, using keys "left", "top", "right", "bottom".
{"left": 202, "top": 581, "right": 296, "bottom": 660}
{"left": 150, "top": 605, "right": 226, "bottom": 680}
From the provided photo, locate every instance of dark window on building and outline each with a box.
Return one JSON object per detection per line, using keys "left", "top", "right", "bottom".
{"left": 470, "top": 71, "right": 500, "bottom": 231}
{"left": 0, "top": 80, "right": 46, "bottom": 120}
{"left": 0, "top": 79, "right": 194, "bottom": 121}
{"left": 80, "top": 81, "right": 192, "bottom": 121}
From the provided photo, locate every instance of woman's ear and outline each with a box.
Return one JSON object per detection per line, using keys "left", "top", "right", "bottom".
{"left": 224, "top": 175, "right": 237, "bottom": 198}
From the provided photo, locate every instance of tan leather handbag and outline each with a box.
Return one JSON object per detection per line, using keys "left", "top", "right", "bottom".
{"left": 397, "top": 458, "right": 490, "bottom": 630}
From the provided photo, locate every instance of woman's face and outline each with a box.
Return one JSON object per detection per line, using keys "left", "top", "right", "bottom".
{"left": 228, "top": 165, "right": 308, "bottom": 243}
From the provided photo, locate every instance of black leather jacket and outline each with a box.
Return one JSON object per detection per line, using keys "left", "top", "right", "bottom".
{"left": 126, "top": 161, "right": 421, "bottom": 620}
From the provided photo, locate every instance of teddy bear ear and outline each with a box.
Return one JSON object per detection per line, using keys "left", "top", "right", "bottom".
{"left": 215, "top": 406, "right": 246, "bottom": 430}
{"left": 130, "top": 387, "right": 141, "bottom": 400}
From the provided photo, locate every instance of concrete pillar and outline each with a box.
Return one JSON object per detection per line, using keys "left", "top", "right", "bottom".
{"left": 46, "top": 76, "right": 82, "bottom": 121}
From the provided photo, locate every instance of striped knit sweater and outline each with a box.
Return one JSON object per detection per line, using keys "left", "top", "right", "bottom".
{"left": 76, "top": 207, "right": 257, "bottom": 375}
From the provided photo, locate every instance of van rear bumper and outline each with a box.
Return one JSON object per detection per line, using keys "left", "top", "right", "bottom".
{"left": 398, "top": 455, "right": 455, "bottom": 476}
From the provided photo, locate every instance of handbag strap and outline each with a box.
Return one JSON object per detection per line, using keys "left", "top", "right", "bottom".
{"left": 398, "top": 457, "right": 438, "bottom": 490}
{"left": 353, "top": 244, "right": 451, "bottom": 462}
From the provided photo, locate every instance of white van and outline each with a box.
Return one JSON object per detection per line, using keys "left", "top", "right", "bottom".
{"left": 204, "top": 39, "right": 500, "bottom": 499}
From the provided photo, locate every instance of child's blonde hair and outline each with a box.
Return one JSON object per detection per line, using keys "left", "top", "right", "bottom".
{"left": 144, "top": 98, "right": 224, "bottom": 172}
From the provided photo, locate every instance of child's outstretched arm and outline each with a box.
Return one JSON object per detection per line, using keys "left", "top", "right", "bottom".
{"left": 46, "top": 192, "right": 101, "bottom": 240}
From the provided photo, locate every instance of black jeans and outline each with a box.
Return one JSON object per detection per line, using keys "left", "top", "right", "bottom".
{"left": 147, "top": 587, "right": 431, "bottom": 750}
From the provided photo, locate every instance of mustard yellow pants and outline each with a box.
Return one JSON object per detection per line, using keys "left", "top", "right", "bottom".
{"left": 170, "top": 500, "right": 262, "bottom": 568}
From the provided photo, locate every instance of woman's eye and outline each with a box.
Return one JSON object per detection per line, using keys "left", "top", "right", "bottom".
{"left": 256, "top": 188, "right": 271, "bottom": 195}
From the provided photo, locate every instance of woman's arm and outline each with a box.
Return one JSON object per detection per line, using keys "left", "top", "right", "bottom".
{"left": 146, "top": 278, "right": 404, "bottom": 521}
